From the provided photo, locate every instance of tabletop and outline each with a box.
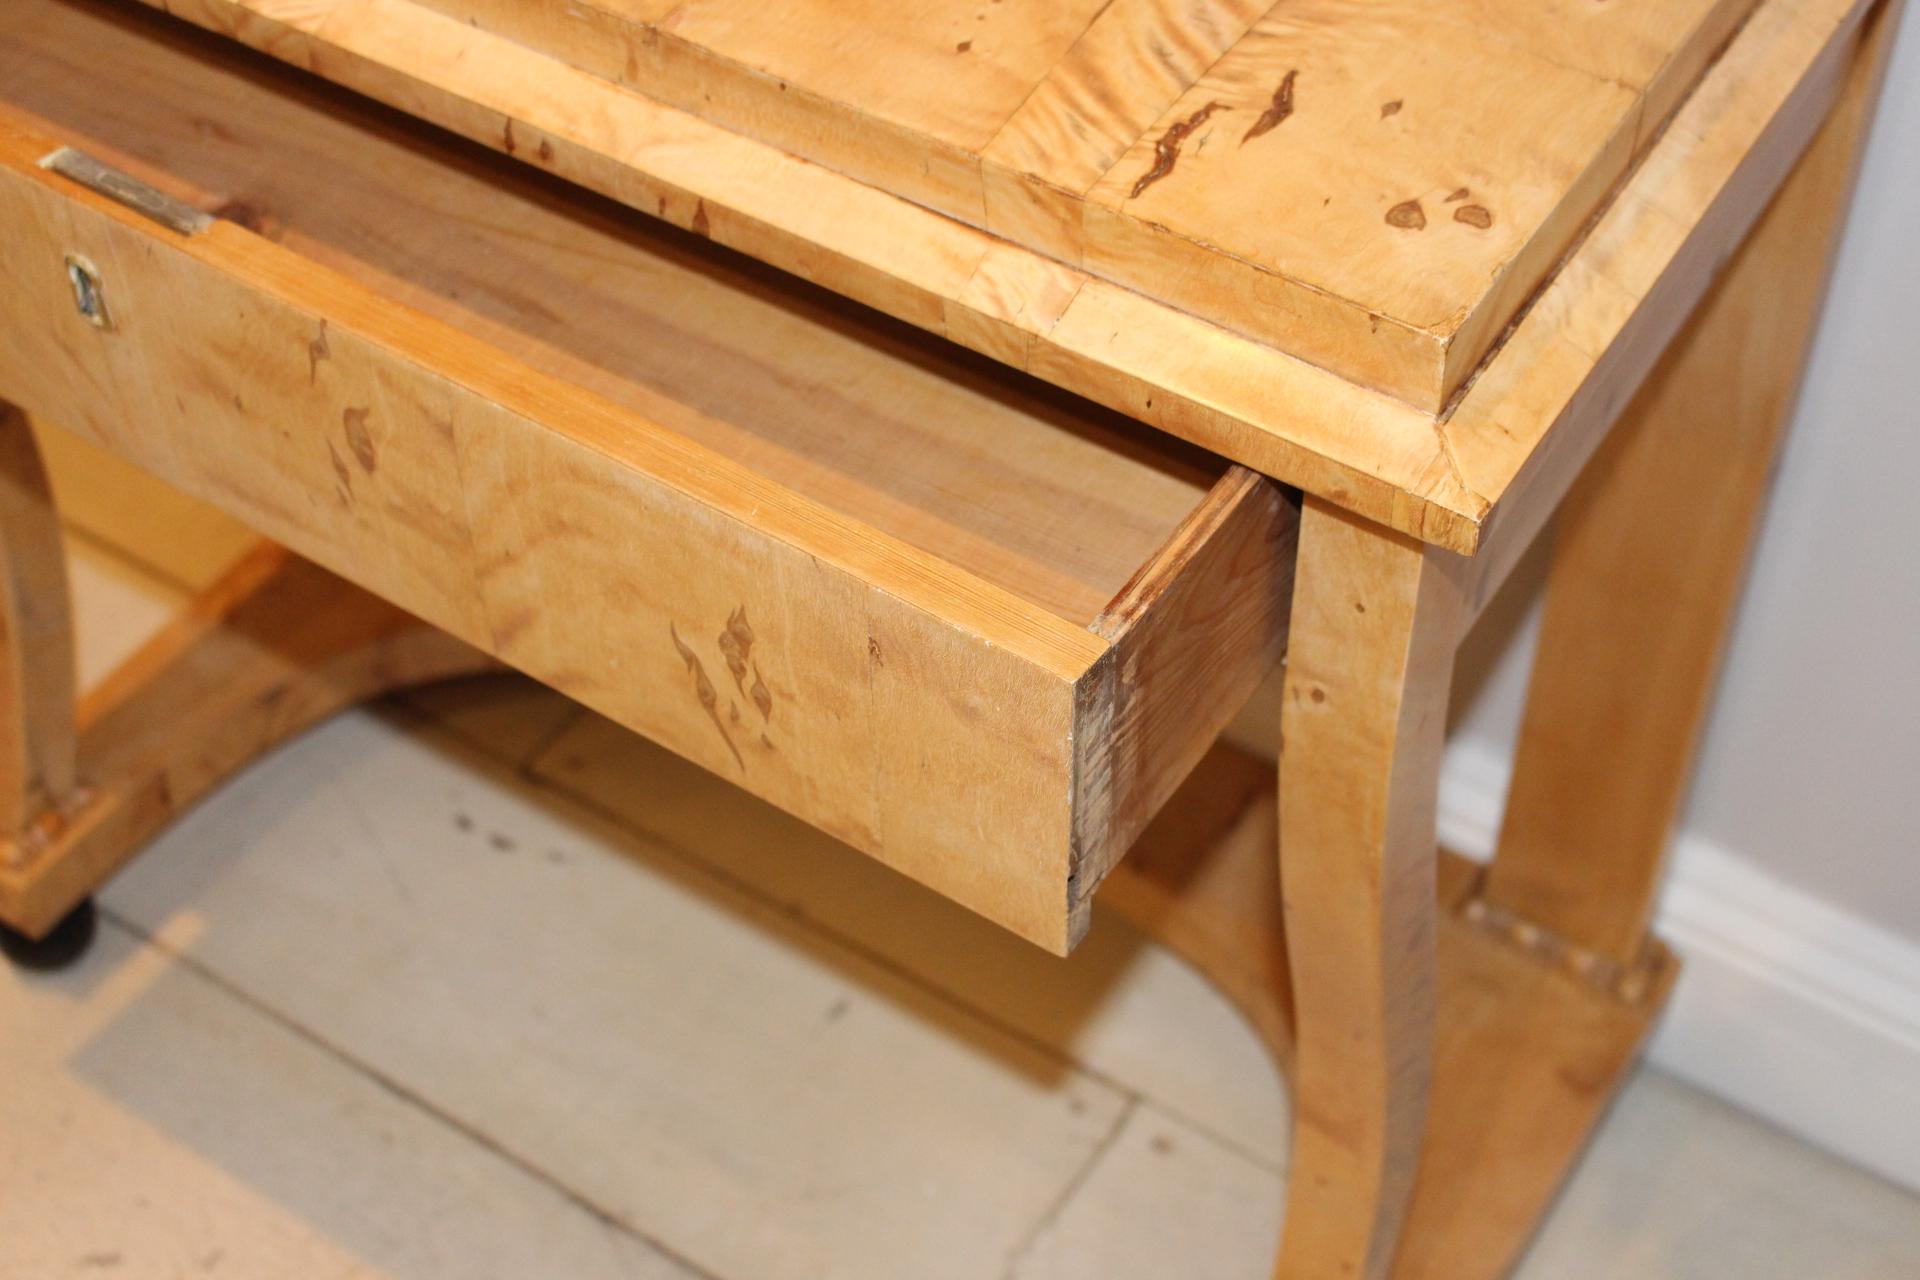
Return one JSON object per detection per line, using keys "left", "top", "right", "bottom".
{"left": 51, "top": 0, "right": 1876, "bottom": 559}
{"left": 405, "top": 0, "right": 1758, "bottom": 414}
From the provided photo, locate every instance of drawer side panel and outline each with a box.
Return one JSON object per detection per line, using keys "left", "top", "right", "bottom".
{"left": 1070, "top": 468, "right": 1295, "bottom": 936}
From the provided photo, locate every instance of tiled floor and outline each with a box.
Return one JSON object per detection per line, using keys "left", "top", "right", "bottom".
{"left": 4, "top": 547, "right": 1919, "bottom": 1279}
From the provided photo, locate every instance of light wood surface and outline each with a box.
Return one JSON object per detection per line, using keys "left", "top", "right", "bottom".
{"left": 1131, "top": 14, "right": 1898, "bottom": 1264}
{"left": 0, "top": 0, "right": 1219, "bottom": 629}
{"left": 1485, "top": 0, "right": 1906, "bottom": 962}
{"left": 1272, "top": 498, "right": 1469, "bottom": 1280}
{"left": 1081, "top": 469, "right": 1295, "bottom": 904}
{"left": 1392, "top": 899, "right": 1676, "bottom": 1280}
{"left": 27, "top": 416, "right": 259, "bottom": 593}
{"left": 0, "top": 402, "right": 75, "bottom": 846}
{"left": 1456, "top": 0, "right": 1888, "bottom": 617}
{"left": 409, "top": 0, "right": 1752, "bottom": 411}
{"left": 0, "top": 0, "right": 1897, "bottom": 1273}
{"left": 0, "top": 5, "right": 1295, "bottom": 950}
{"left": 123, "top": 0, "right": 1880, "bottom": 558}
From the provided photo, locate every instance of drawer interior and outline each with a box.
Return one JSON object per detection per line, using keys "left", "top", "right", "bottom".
{"left": 0, "top": 0, "right": 1225, "bottom": 629}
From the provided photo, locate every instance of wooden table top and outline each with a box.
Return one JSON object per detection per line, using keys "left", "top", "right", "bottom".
{"left": 409, "top": 0, "right": 1756, "bottom": 412}
{"left": 122, "top": 0, "right": 1874, "bottom": 553}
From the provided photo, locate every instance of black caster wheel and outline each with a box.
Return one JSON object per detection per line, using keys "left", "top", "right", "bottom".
{"left": 0, "top": 897, "right": 98, "bottom": 972}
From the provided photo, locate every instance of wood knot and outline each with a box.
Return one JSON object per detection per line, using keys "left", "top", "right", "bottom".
{"left": 1385, "top": 199, "right": 1426, "bottom": 230}
{"left": 341, "top": 407, "right": 377, "bottom": 473}
{"left": 1241, "top": 70, "right": 1298, "bottom": 146}
{"left": 1130, "top": 101, "right": 1222, "bottom": 199}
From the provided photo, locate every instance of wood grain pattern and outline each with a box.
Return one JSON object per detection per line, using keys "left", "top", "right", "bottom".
{"left": 407, "top": 0, "right": 1756, "bottom": 410}
{"left": 1484, "top": 0, "right": 1905, "bottom": 962}
{"left": 0, "top": 401, "right": 76, "bottom": 847}
{"left": 1081, "top": 0, "right": 1645, "bottom": 409}
{"left": 122, "top": 0, "right": 1879, "bottom": 561}
{"left": 0, "top": 125, "right": 1078, "bottom": 946}
{"left": 1393, "top": 903, "right": 1677, "bottom": 1280}
{"left": 0, "top": 6, "right": 1882, "bottom": 1268}
{"left": 1457, "top": 0, "right": 1884, "bottom": 613}
{"left": 1077, "top": 468, "right": 1295, "bottom": 921}
{"left": 1241, "top": 12, "right": 1888, "bottom": 1264}
{"left": 0, "top": 16, "right": 1295, "bottom": 951}
{"left": 987, "top": 0, "right": 1270, "bottom": 177}
{"left": 26, "top": 416, "right": 259, "bottom": 593}
{"left": 0, "top": 0, "right": 1216, "bottom": 630}
{"left": 1273, "top": 498, "right": 1469, "bottom": 1280}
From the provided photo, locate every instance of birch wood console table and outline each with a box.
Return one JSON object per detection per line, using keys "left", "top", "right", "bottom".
{"left": 0, "top": 0, "right": 1902, "bottom": 1273}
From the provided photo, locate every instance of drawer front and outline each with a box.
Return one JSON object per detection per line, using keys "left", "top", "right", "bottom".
{"left": 0, "top": 118, "right": 1290, "bottom": 953}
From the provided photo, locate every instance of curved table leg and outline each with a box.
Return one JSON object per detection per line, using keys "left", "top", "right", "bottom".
{"left": 1110, "top": 741, "right": 1677, "bottom": 1279}
{"left": 0, "top": 406, "right": 495, "bottom": 939}
{"left": 1106, "top": 494, "right": 1471, "bottom": 1280}
{"left": 1272, "top": 500, "right": 1466, "bottom": 1280}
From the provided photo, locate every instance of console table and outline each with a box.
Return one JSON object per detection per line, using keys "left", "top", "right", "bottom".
{"left": 0, "top": 0, "right": 1901, "bottom": 1273}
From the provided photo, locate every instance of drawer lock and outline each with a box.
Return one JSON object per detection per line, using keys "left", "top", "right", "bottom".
{"left": 64, "top": 255, "right": 109, "bottom": 330}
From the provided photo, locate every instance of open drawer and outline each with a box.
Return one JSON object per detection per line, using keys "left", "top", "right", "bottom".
{"left": 0, "top": 0, "right": 1296, "bottom": 954}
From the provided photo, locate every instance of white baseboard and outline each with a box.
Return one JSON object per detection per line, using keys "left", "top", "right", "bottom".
{"left": 1438, "top": 739, "right": 1920, "bottom": 1194}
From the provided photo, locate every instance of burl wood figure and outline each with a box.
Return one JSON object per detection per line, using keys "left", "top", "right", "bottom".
{"left": 0, "top": 0, "right": 1902, "bottom": 1274}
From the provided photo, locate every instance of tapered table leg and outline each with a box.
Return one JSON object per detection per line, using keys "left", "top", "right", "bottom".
{"left": 1485, "top": 0, "right": 1905, "bottom": 967}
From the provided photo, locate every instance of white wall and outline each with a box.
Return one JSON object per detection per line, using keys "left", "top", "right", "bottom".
{"left": 1447, "top": 12, "right": 1920, "bottom": 1190}
{"left": 1682, "top": 26, "right": 1920, "bottom": 936}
